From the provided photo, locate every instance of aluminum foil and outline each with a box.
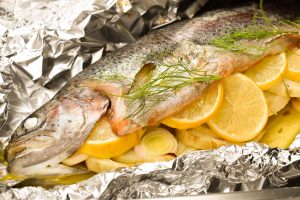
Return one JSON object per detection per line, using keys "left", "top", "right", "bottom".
{"left": 1, "top": 142, "right": 300, "bottom": 199}
{"left": 2, "top": 0, "right": 300, "bottom": 199}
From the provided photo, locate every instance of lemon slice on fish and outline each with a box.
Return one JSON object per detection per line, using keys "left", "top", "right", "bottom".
{"left": 207, "top": 73, "right": 268, "bottom": 142}
{"left": 161, "top": 83, "right": 224, "bottom": 129}
{"left": 285, "top": 48, "right": 300, "bottom": 81}
{"left": 245, "top": 52, "right": 287, "bottom": 90}
{"left": 78, "top": 116, "right": 144, "bottom": 159}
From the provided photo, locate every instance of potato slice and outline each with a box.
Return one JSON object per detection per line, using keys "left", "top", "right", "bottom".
{"left": 113, "top": 149, "right": 175, "bottom": 164}
{"left": 260, "top": 104, "right": 300, "bottom": 148}
{"left": 176, "top": 126, "right": 231, "bottom": 150}
{"left": 62, "top": 152, "right": 88, "bottom": 166}
{"left": 175, "top": 142, "right": 196, "bottom": 156}
{"left": 85, "top": 158, "right": 128, "bottom": 173}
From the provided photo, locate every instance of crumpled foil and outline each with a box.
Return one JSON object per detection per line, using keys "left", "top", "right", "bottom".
{"left": 1, "top": 142, "right": 300, "bottom": 199}
{"left": 2, "top": 0, "right": 300, "bottom": 199}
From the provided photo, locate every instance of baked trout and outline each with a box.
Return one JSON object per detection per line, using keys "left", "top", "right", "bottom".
{"left": 6, "top": 2, "right": 300, "bottom": 177}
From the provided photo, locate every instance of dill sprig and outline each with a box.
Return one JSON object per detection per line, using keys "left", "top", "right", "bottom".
{"left": 210, "top": 26, "right": 286, "bottom": 54}
{"left": 210, "top": 0, "right": 300, "bottom": 55}
{"left": 115, "top": 52, "right": 220, "bottom": 119}
{"left": 126, "top": 60, "right": 218, "bottom": 100}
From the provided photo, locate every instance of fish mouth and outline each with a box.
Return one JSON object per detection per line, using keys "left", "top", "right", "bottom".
{"left": 8, "top": 150, "right": 86, "bottom": 177}
{"left": 6, "top": 129, "right": 88, "bottom": 177}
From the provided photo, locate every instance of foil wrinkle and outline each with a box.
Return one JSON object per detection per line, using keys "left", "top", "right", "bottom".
{"left": 1, "top": 0, "right": 300, "bottom": 200}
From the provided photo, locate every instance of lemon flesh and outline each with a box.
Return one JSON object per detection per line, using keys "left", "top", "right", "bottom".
{"left": 78, "top": 116, "right": 143, "bottom": 159}
{"left": 162, "top": 83, "right": 224, "bottom": 129}
{"left": 245, "top": 52, "right": 287, "bottom": 90}
{"left": 208, "top": 73, "right": 268, "bottom": 142}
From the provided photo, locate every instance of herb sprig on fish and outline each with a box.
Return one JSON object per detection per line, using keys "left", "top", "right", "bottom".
{"left": 210, "top": 0, "right": 300, "bottom": 55}
{"left": 106, "top": 50, "right": 221, "bottom": 118}
{"left": 126, "top": 54, "right": 220, "bottom": 118}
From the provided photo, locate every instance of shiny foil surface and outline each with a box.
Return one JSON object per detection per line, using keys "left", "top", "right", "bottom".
{"left": 1, "top": 0, "right": 300, "bottom": 199}
{"left": 2, "top": 143, "right": 300, "bottom": 199}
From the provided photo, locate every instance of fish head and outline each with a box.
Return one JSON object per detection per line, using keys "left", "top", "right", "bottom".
{"left": 6, "top": 86, "right": 109, "bottom": 177}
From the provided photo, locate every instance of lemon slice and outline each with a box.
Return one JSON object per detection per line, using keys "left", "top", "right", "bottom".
{"left": 161, "top": 83, "right": 224, "bottom": 129}
{"left": 176, "top": 126, "right": 231, "bottom": 150}
{"left": 207, "top": 73, "right": 268, "bottom": 142}
{"left": 245, "top": 52, "right": 287, "bottom": 90}
{"left": 264, "top": 91, "right": 290, "bottom": 116}
{"left": 78, "top": 116, "right": 143, "bottom": 159}
{"left": 285, "top": 48, "right": 300, "bottom": 81}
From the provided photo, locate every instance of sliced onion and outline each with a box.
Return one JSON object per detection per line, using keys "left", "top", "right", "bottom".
{"left": 134, "top": 128, "right": 177, "bottom": 160}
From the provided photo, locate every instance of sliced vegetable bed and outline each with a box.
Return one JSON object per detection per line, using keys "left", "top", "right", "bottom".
{"left": 64, "top": 48, "right": 300, "bottom": 173}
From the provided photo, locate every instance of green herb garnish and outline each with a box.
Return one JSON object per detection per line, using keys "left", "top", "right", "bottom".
{"left": 121, "top": 52, "right": 220, "bottom": 118}
{"left": 210, "top": 0, "right": 300, "bottom": 55}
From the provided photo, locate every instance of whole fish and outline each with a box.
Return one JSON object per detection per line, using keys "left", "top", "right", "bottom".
{"left": 6, "top": 2, "right": 300, "bottom": 177}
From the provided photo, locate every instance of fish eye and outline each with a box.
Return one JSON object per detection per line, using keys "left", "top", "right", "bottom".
{"left": 23, "top": 117, "right": 38, "bottom": 131}
{"left": 22, "top": 113, "right": 46, "bottom": 132}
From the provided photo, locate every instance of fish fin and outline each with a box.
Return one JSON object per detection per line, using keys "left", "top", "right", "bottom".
{"left": 129, "top": 63, "right": 156, "bottom": 93}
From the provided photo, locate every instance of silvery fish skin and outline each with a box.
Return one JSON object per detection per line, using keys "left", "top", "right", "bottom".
{"left": 6, "top": 2, "right": 300, "bottom": 177}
